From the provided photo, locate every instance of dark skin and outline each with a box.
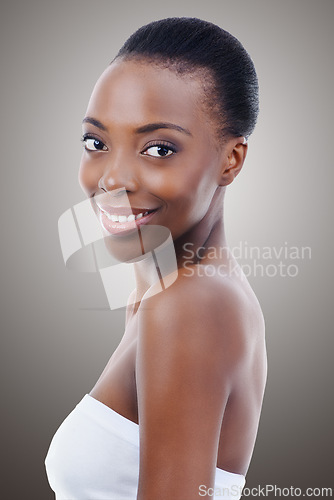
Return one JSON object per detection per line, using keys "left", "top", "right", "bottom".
{"left": 79, "top": 59, "right": 267, "bottom": 500}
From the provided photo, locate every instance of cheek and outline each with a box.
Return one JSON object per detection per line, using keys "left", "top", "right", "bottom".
{"left": 78, "top": 159, "right": 100, "bottom": 196}
{"left": 152, "top": 160, "right": 217, "bottom": 213}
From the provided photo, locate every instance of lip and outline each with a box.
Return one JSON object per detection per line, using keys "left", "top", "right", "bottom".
{"left": 99, "top": 207, "right": 160, "bottom": 236}
{"left": 98, "top": 204, "right": 156, "bottom": 217}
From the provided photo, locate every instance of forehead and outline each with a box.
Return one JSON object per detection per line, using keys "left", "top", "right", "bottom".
{"left": 86, "top": 60, "right": 206, "bottom": 132}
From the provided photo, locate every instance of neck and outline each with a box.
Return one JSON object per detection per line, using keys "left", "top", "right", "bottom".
{"left": 174, "top": 187, "right": 227, "bottom": 268}
{"left": 133, "top": 186, "right": 228, "bottom": 302}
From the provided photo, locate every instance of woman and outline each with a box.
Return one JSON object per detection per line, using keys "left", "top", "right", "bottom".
{"left": 45, "top": 17, "right": 267, "bottom": 500}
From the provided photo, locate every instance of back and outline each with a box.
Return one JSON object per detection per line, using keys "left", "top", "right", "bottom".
{"left": 212, "top": 266, "right": 267, "bottom": 474}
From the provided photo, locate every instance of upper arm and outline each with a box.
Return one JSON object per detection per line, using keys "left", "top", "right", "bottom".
{"left": 135, "top": 276, "right": 246, "bottom": 500}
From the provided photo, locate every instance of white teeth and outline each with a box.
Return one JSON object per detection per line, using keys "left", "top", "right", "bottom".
{"left": 104, "top": 210, "right": 154, "bottom": 223}
{"left": 105, "top": 212, "right": 117, "bottom": 221}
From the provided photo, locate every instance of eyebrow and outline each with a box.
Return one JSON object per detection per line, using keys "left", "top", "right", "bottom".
{"left": 82, "top": 117, "right": 192, "bottom": 137}
{"left": 82, "top": 117, "right": 108, "bottom": 131}
{"left": 135, "top": 122, "right": 192, "bottom": 136}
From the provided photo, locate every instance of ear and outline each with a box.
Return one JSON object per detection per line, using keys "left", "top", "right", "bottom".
{"left": 218, "top": 137, "right": 248, "bottom": 187}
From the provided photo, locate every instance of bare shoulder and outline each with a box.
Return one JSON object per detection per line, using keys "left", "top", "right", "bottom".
{"left": 137, "top": 267, "right": 264, "bottom": 371}
{"left": 139, "top": 267, "right": 264, "bottom": 341}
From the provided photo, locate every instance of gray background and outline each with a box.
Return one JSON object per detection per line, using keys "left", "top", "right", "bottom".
{"left": 1, "top": 0, "right": 333, "bottom": 498}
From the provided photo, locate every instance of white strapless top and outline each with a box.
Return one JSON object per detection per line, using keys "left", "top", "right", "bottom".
{"left": 45, "top": 394, "right": 246, "bottom": 499}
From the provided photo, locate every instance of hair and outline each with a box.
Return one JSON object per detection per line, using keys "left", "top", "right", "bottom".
{"left": 113, "top": 17, "right": 259, "bottom": 142}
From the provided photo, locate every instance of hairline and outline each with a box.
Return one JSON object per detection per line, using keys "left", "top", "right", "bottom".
{"left": 110, "top": 54, "right": 232, "bottom": 147}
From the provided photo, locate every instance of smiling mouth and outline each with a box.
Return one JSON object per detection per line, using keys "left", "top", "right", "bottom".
{"left": 98, "top": 206, "right": 160, "bottom": 235}
{"left": 102, "top": 209, "right": 155, "bottom": 223}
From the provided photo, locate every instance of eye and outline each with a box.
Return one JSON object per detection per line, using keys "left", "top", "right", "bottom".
{"left": 82, "top": 135, "right": 108, "bottom": 152}
{"left": 142, "top": 143, "right": 176, "bottom": 158}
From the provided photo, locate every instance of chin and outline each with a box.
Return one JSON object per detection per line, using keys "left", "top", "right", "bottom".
{"left": 98, "top": 224, "right": 173, "bottom": 265}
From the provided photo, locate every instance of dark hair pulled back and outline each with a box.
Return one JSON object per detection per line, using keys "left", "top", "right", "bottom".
{"left": 115, "top": 17, "right": 259, "bottom": 140}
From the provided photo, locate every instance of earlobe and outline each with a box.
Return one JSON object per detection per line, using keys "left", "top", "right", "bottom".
{"left": 218, "top": 139, "right": 248, "bottom": 187}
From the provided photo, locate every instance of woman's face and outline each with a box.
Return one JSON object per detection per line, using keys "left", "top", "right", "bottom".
{"left": 79, "top": 59, "right": 227, "bottom": 253}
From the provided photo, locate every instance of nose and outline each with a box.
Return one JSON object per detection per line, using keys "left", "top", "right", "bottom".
{"left": 98, "top": 155, "right": 139, "bottom": 193}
